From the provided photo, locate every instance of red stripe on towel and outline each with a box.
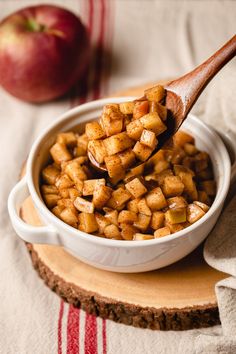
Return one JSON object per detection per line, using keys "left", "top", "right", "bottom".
{"left": 102, "top": 319, "right": 107, "bottom": 354}
{"left": 58, "top": 300, "right": 64, "bottom": 354}
{"left": 84, "top": 314, "right": 98, "bottom": 354}
{"left": 66, "top": 306, "right": 80, "bottom": 354}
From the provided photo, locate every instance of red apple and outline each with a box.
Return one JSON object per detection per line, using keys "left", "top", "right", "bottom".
{"left": 0, "top": 5, "right": 90, "bottom": 102}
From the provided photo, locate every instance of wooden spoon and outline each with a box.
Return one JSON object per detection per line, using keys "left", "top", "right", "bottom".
{"left": 89, "top": 35, "right": 236, "bottom": 172}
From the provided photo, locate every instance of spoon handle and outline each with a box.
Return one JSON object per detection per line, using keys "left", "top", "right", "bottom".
{"left": 166, "top": 35, "right": 236, "bottom": 117}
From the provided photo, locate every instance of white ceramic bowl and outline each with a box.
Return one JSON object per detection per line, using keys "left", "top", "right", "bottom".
{"left": 8, "top": 97, "right": 236, "bottom": 273}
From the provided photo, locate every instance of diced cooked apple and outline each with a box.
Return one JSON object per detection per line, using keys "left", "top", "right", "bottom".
{"left": 165, "top": 208, "right": 186, "bottom": 224}
{"left": 170, "top": 147, "right": 186, "bottom": 164}
{"left": 193, "top": 201, "right": 210, "bottom": 213}
{"left": 146, "top": 187, "right": 167, "bottom": 211}
{"left": 156, "top": 103, "right": 168, "bottom": 121}
{"left": 118, "top": 210, "right": 138, "bottom": 224}
{"left": 162, "top": 176, "right": 184, "bottom": 197}
{"left": 152, "top": 169, "right": 174, "bottom": 186}
{"left": 57, "top": 198, "right": 77, "bottom": 212}
{"left": 52, "top": 205, "right": 64, "bottom": 218}
{"left": 167, "top": 196, "right": 188, "bottom": 209}
{"left": 95, "top": 212, "right": 110, "bottom": 234}
{"left": 126, "top": 119, "right": 144, "bottom": 141}
{"left": 125, "top": 178, "right": 147, "bottom": 198}
{"left": 41, "top": 185, "right": 58, "bottom": 195}
{"left": 104, "top": 155, "right": 125, "bottom": 179}
{"left": 183, "top": 143, "right": 198, "bottom": 156}
{"left": 144, "top": 85, "right": 165, "bottom": 102}
{"left": 88, "top": 140, "right": 107, "bottom": 164}
{"left": 137, "top": 198, "right": 152, "bottom": 216}
{"left": 50, "top": 142, "right": 72, "bottom": 164}
{"left": 119, "top": 101, "right": 135, "bottom": 115}
{"left": 187, "top": 203, "right": 205, "bottom": 223}
{"left": 44, "top": 194, "right": 61, "bottom": 208}
{"left": 134, "top": 213, "right": 151, "bottom": 231}
{"left": 60, "top": 207, "right": 78, "bottom": 227}
{"left": 78, "top": 212, "right": 98, "bottom": 233}
{"left": 124, "top": 164, "right": 145, "bottom": 183}
{"left": 42, "top": 165, "right": 60, "bottom": 185}
{"left": 200, "top": 180, "right": 216, "bottom": 196}
{"left": 173, "top": 164, "right": 195, "bottom": 177}
{"left": 111, "top": 187, "right": 132, "bottom": 208}
{"left": 198, "top": 190, "right": 211, "bottom": 205}
{"left": 85, "top": 121, "right": 105, "bottom": 140}
{"left": 100, "top": 113, "right": 123, "bottom": 136}
{"left": 103, "top": 132, "right": 134, "bottom": 156}
{"left": 65, "top": 160, "right": 87, "bottom": 182}
{"left": 140, "top": 129, "right": 158, "bottom": 149}
{"left": 103, "top": 208, "right": 119, "bottom": 226}
{"left": 120, "top": 223, "right": 138, "bottom": 240}
{"left": 154, "top": 160, "right": 170, "bottom": 174}
{"left": 165, "top": 222, "right": 184, "bottom": 233}
{"left": 68, "top": 188, "right": 80, "bottom": 201}
{"left": 178, "top": 172, "right": 198, "bottom": 201}
{"left": 194, "top": 152, "right": 209, "bottom": 172}
{"left": 127, "top": 198, "right": 140, "bottom": 213}
{"left": 133, "top": 233, "right": 154, "bottom": 241}
{"left": 82, "top": 179, "right": 106, "bottom": 196}
{"left": 103, "top": 103, "right": 119, "bottom": 115}
{"left": 173, "top": 131, "right": 194, "bottom": 147}
{"left": 93, "top": 185, "right": 113, "bottom": 209}
{"left": 140, "top": 112, "right": 167, "bottom": 135}
{"left": 74, "top": 197, "right": 94, "bottom": 213}
{"left": 57, "top": 132, "right": 77, "bottom": 147}
{"left": 150, "top": 211, "right": 165, "bottom": 230}
{"left": 118, "top": 148, "right": 136, "bottom": 169}
{"left": 154, "top": 226, "right": 171, "bottom": 238}
{"left": 104, "top": 224, "right": 122, "bottom": 239}
{"left": 55, "top": 174, "right": 74, "bottom": 189}
{"left": 133, "top": 100, "right": 149, "bottom": 119}
{"left": 133, "top": 141, "right": 153, "bottom": 161}
{"left": 59, "top": 188, "right": 69, "bottom": 198}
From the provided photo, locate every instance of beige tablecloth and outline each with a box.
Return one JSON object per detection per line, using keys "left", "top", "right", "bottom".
{"left": 1, "top": 1, "right": 236, "bottom": 353}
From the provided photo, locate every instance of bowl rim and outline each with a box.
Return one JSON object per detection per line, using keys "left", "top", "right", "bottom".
{"left": 26, "top": 97, "right": 231, "bottom": 248}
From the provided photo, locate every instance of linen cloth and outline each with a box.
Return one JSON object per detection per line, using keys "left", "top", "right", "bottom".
{"left": 0, "top": 0, "right": 236, "bottom": 353}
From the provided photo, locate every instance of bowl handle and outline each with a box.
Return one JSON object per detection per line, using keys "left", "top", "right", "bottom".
{"left": 8, "top": 176, "right": 60, "bottom": 245}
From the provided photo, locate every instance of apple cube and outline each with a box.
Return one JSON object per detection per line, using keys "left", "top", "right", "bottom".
{"left": 104, "top": 224, "right": 122, "bottom": 239}
{"left": 55, "top": 174, "right": 74, "bottom": 189}
{"left": 146, "top": 187, "right": 167, "bottom": 211}
{"left": 167, "top": 196, "right": 188, "bottom": 209}
{"left": 100, "top": 113, "right": 123, "bottom": 137}
{"left": 137, "top": 198, "right": 152, "bottom": 216}
{"left": 74, "top": 197, "right": 94, "bottom": 213}
{"left": 154, "top": 226, "right": 171, "bottom": 238}
{"left": 165, "top": 208, "right": 186, "bottom": 224}
{"left": 126, "top": 119, "right": 144, "bottom": 141}
{"left": 82, "top": 178, "right": 106, "bottom": 196}
{"left": 144, "top": 85, "right": 165, "bottom": 102}
{"left": 140, "top": 129, "right": 158, "bottom": 149}
{"left": 162, "top": 176, "right": 185, "bottom": 197}
{"left": 140, "top": 112, "right": 167, "bottom": 135}
{"left": 57, "top": 132, "right": 77, "bottom": 147}
{"left": 150, "top": 211, "right": 165, "bottom": 230}
{"left": 111, "top": 187, "right": 132, "bottom": 208}
{"left": 65, "top": 160, "right": 87, "bottom": 182}
{"left": 60, "top": 207, "right": 78, "bottom": 227}
{"left": 88, "top": 140, "right": 107, "bottom": 164}
{"left": 93, "top": 185, "right": 113, "bottom": 209}
{"left": 103, "top": 132, "right": 134, "bottom": 156}
{"left": 43, "top": 194, "right": 61, "bottom": 208}
{"left": 133, "top": 233, "right": 154, "bottom": 241}
{"left": 133, "top": 141, "right": 153, "bottom": 162}
{"left": 104, "top": 208, "right": 119, "bottom": 226}
{"left": 187, "top": 203, "right": 205, "bottom": 223}
{"left": 134, "top": 213, "right": 151, "bottom": 231}
{"left": 42, "top": 165, "right": 60, "bottom": 185}
{"left": 127, "top": 198, "right": 140, "bottom": 213}
{"left": 125, "top": 178, "right": 147, "bottom": 198}
{"left": 41, "top": 184, "right": 58, "bottom": 195}
{"left": 78, "top": 212, "right": 98, "bottom": 233}
{"left": 85, "top": 121, "right": 105, "bottom": 140}
{"left": 95, "top": 212, "right": 110, "bottom": 234}
{"left": 133, "top": 100, "right": 149, "bottom": 119}
{"left": 118, "top": 210, "right": 138, "bottom": 224}
{"left": 193, "top": 201, "right": 210, "bottom": 213}
{"left": 178, "top": 172, "right": 198, "bottom": 201}
{"left": 120, "top": 223, "right": 138, "bottom": 240}
{"left": 119, "top": 101, "right": 135, "bottom": 115}
{"left": 104, "top": 155, "right": 125, "bottom": 179}
{"left": 118, "top": 148, "right": 136, "bottom": 169}
{"left": 50, "top": 142, "right": 72, "bottom": 164}
{"left": 173, "top": 131, "right": 194, "bottom": 147}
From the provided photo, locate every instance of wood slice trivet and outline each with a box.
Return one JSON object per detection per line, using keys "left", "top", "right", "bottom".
{"left": 19, "top": 83, "right": 227, "bottom": 331}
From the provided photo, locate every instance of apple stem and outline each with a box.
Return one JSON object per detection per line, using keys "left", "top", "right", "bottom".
{"left": 26, "top": 19, "right": 46, "bottom": 32}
